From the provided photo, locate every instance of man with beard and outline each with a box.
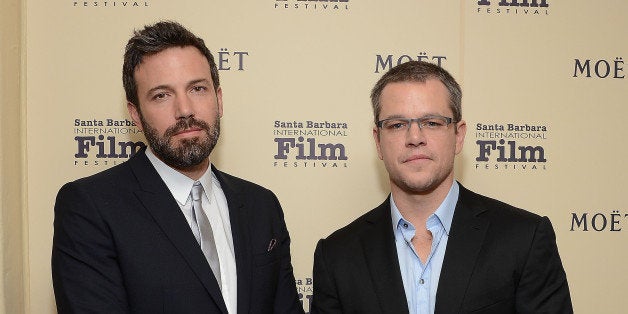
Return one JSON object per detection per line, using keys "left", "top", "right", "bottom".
{"left": 311, "top": 61, "right": 572, "bottom": 314}
{"left": 52, "top": 21, "right": 303, "bottom": 314}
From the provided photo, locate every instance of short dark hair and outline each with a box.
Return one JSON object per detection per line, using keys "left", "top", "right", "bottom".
{"left": 370, "top": 61, "right": 462, "bottom": 125}
{"left": 122, "top": 21, "right": 220, "bottom": 107}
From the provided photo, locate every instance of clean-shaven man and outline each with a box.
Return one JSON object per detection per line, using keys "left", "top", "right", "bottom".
{"left": 312, "top": 61, "right": 572, "bottom": 314}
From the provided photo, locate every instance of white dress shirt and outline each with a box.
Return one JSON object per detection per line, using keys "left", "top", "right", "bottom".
{"left": 146, "top": 149, "right": 237, "bottom": 314}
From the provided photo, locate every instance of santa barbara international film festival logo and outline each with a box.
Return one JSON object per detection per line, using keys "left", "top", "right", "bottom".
{"left": 476, "top": 0, "right": 550, "bottom": 16}
{"left": 274, "top": 0, "right": 350, "bottom": 12}
{"left": 273, "top": 119, "right": 349, "bottom": 169}
{"left": 473, "top": 121, "right": 548, "bottom": 171}
{"left": 73, "top": 118, "right": 146, "bottom": 167}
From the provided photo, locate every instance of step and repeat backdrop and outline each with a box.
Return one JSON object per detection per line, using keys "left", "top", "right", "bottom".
{"left": 26, "top": 0, "right": 626, "bottom": 313}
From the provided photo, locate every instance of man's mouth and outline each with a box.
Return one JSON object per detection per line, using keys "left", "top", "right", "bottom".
{"left": 404, "top": 154, "right": 430, "bottom": 163}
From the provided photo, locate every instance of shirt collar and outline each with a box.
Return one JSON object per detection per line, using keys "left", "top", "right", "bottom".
{"left": 437, "top": 181, "right": 458, "bottom": 235}
{"left": 390, "top": 181, "right": 459, "bottom": 235}
{"left": 145, "top": 148, "right": 214, "bottom": 205}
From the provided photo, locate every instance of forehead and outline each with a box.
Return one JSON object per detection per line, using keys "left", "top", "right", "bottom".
{"left": 379, "top": 79, "right": 451, "bottom": 116}
{"left": 134, "top": 46, "right": 212, "bottom": 87}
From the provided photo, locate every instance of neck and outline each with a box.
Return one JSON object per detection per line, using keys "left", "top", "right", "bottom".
{"left": 390, "top": 178, "right": 454, "bottom": 223}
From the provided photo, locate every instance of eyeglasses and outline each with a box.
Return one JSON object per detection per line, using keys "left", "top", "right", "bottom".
{"left": 376, "top": 115, "right": 456, "bottom": 134}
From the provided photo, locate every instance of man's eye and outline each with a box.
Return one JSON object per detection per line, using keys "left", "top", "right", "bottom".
{"left": 424, "top": 119, "right": 445, "bottom": 128}
{"left": 387, "top": 121, "right": 407, "bottom": 129}
{"left": 153, "top": 93, "right": 167, "bottom": 100}
{"left": 192, "top": 86, "right": 207, "bottom": 92}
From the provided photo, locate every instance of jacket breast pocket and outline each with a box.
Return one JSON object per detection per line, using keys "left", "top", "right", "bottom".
{"left": 250, "top": 250, "right": 281, "bottom": 304}
{"left": 253, "top": 250, "right": 280, "bottom": 267}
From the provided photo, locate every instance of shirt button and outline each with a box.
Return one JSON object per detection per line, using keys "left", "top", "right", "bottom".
{"left": 403, "top": 223, "right": 408, "bottom": 228}
{"left": 419, "top": 279, "right": 424, "bottom": 284}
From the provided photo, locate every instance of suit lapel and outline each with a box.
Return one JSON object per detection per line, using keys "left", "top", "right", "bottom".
{"left": 212, "top": 166, "right": 252, "bottom": 314}
{"left": 435, "top": 185, "right": 489, "bottom": 314}
{"left": 129, "top": 152, "right": 228, "bottom": 314}
{"left": 359, "top": 200, "right": 410, "bottom": 314}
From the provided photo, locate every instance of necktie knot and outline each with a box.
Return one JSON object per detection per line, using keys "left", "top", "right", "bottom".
{"left": 192, "top": 182, "right": 203, "bottom": 202}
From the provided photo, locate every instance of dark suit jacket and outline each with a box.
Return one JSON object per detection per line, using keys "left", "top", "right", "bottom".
{"left": 311, "top": 184, "right": 572, "bottom": 314}
{"left": 52, "top": 150, "right": 303, "bottom": 314}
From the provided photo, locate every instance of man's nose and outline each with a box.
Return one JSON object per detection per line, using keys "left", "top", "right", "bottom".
{"left": 175, "top": 94, "right": 194, "bottom": 119}
{"left": 405, "top": 121, "right": 426, "bottom": 147}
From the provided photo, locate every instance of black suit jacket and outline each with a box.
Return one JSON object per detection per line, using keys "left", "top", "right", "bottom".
{"left": 311, "top": 184, "right": 572, "bottom": 314}
{"left": 52, "top": 150, "right": 303, "bottom": 314}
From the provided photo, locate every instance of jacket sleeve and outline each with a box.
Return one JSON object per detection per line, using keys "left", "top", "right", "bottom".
{"left": 311, "top": 239, "right": 343, "bottom": 314}
{"left": 51, "top": 182, "right": 130, "bottom": 314}
{"left": 269, "top": 192, "right": 305, "bottom": 314}
{"left": 515, "top": 216, "right": 573, "bottom": 313}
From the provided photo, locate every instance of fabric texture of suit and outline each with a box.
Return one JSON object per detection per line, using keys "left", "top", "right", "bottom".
{"left": 52, "top": 149, "right": 303, "bottom": 314}
{"left": 311, "top": 184, "right": 572, "bottom": 314}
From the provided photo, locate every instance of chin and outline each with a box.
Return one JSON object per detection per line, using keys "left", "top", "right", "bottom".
{"left": 400, "top": 176, "right": 445, "bottom": 193}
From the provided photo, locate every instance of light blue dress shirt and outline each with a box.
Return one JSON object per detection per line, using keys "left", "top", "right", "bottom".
{"left": 391, "top": 182, "right": 459, "bottom": 314}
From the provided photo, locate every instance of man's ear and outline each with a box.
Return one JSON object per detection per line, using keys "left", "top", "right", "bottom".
{"left": 127, "top": 102, "right": 143, "bottom": 131}
{"left": 216, "top": 86, "right": 224, "bottom": 118}
{"left": 455, "top": 120, "right": 466, "bottom": 155}
{"left": 373, "top": 126, "right": 383, "bottom": 160}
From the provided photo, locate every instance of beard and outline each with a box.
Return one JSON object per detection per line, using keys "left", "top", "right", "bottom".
{"left": 140, "top": 113, "right": 220, "bottom": 170}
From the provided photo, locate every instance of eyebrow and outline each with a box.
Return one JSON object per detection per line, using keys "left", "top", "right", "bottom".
{"left": 380, "top": 113, "right": 445, "bottom": 120}
{"left": 145, "top": 78, "right": 212, "bottom": 96}
{"left": 380, "top": 114, "right": 406, "bottom": 120}
{"left": 187, "top": 78, "right": 211, "bottom": 88}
